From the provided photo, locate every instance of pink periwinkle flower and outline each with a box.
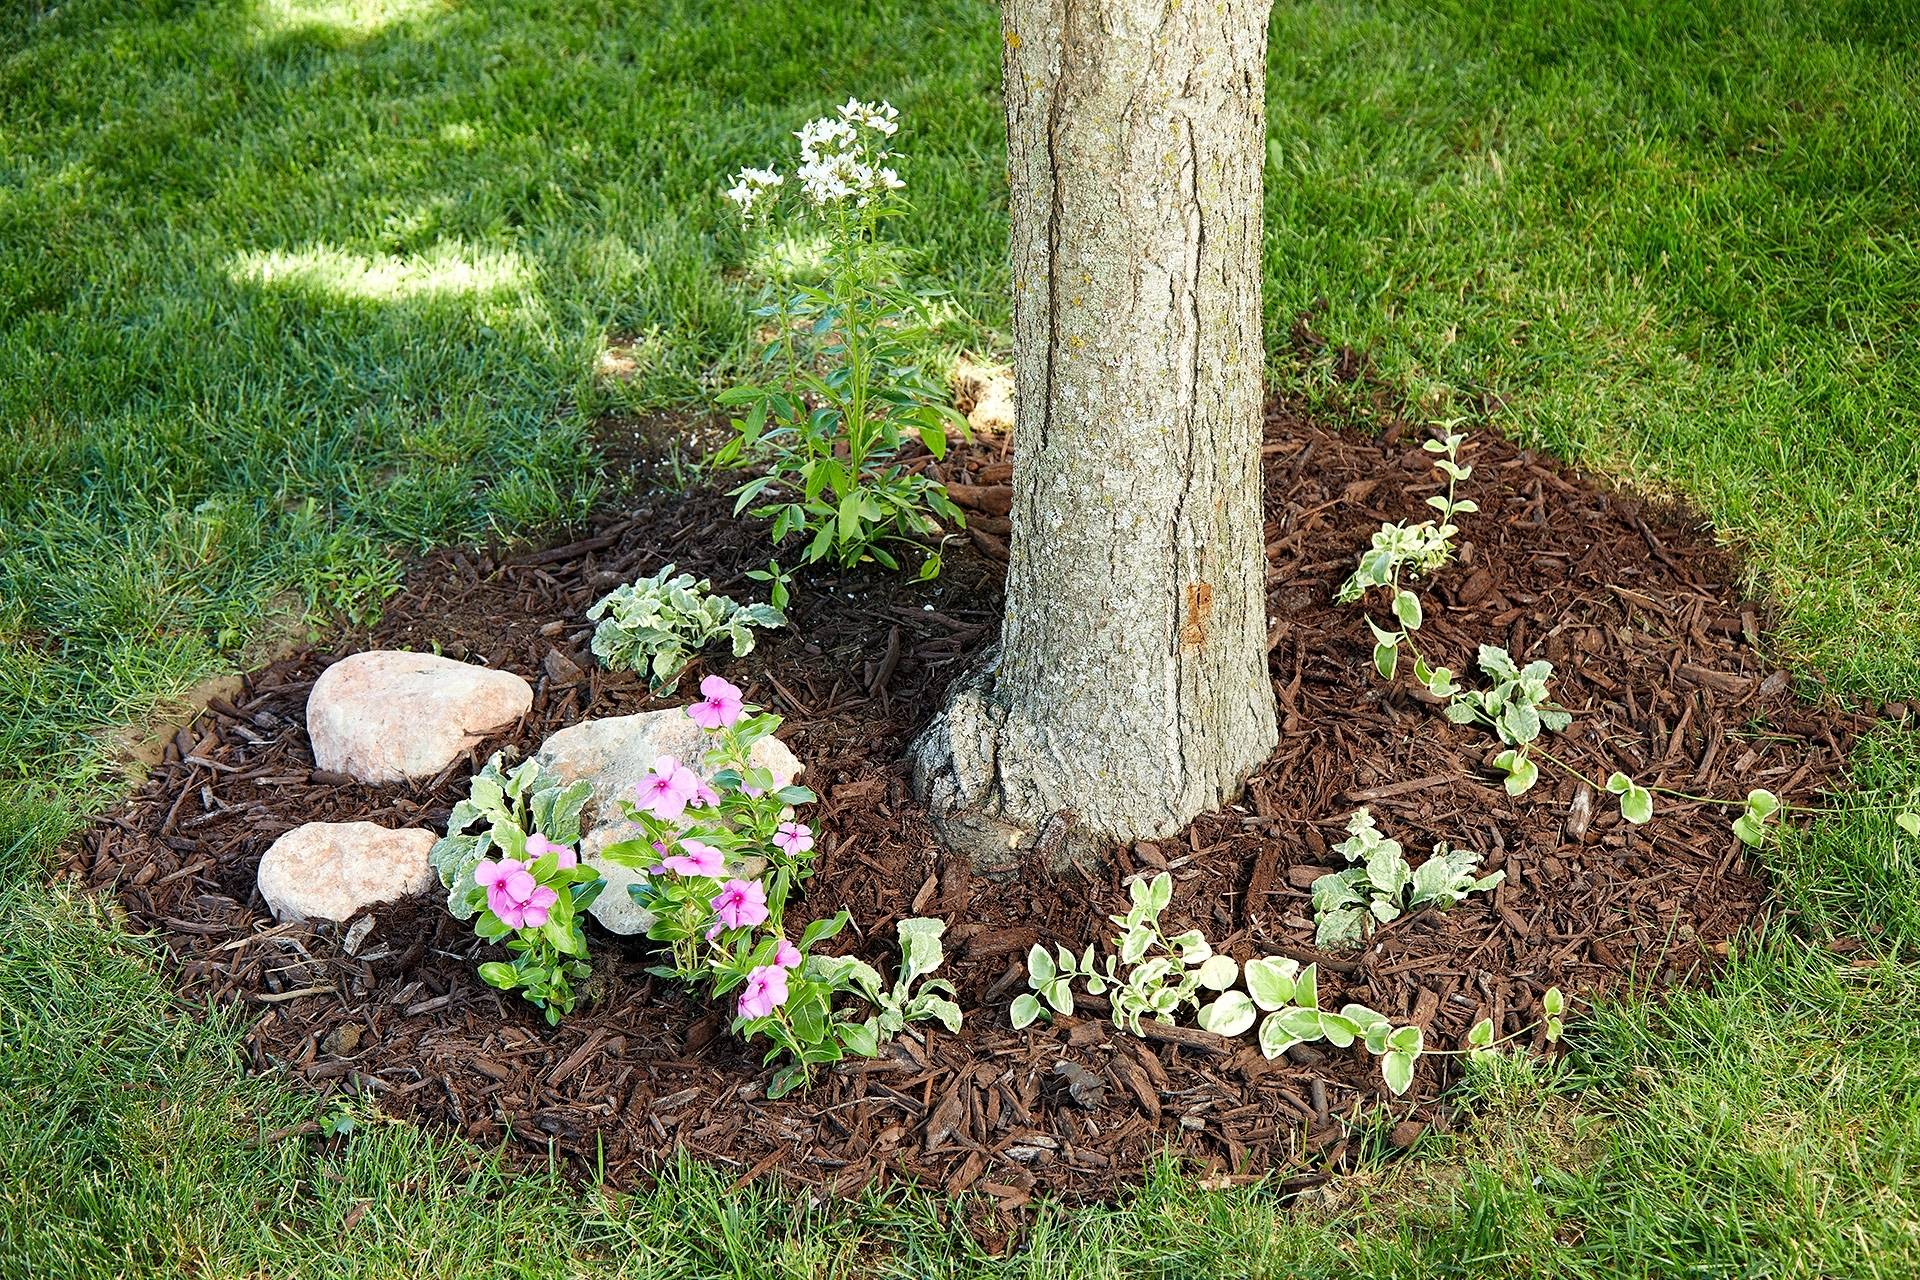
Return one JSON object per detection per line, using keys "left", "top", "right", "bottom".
{"left": 772, "top": 821, "right": 814, "bottom": 857}
{"left": 710, "top": 877, "right": 769, "bottom": 930}
{"left": 635, "top": 754, "right": 701, "bottom": 820}
{"left": 661, "top": 839, "right": 725, "bottom": 878}
{"left": 689, "top": 777, "right": 722, "bottom": 809}
{"left": 524, "top": 832, "right": 578, "bottom": 869}
{"left": 773, "top": 938, "right": 802, "bottom": 969}
{"left": 475, "top": 858, "right": 561, "bottom": 930}
{"left": 687, "top": 675, "right": 745, "bottom": 730}
{"left": 737, "top": 963, "right": 790, "bottom": 1020}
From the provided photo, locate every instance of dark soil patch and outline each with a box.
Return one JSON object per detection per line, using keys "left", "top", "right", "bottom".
{"left": 72, "top": 404, "right": 1875, "bottom": 1223}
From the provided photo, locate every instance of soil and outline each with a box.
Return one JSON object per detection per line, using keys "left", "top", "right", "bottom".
{"left": 70, "top": 401, "right": 1879, "bottom": 1226}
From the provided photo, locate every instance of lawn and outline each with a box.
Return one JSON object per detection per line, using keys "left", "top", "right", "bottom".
{"left": 3, "top": 0, "right": 1919, "bottom": 1275}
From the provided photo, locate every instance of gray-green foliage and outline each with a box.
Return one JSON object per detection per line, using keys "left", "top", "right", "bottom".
{"left": 428, "top": 753, "right": 593, "bottom": 920}
{"left": 1438, "top": 645, "right": 1574, "bottom": 796}
{"left": 586, "top": 564, "right": 785, "bottom": 692}
{"left": 811, "top": 916, "right": 962, "bottom": 1041}
{"left": 1311, "top": 809, "right": 1504, "bottom": 949}
{"left": 1231, "top": 956, "right": 1426, "bottom": 1095}
{"left": 1010, "top": 872, "right": 1236, "bottom": 1034}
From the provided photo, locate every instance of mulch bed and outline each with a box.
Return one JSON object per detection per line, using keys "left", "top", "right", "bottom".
{"left": 70, "top": 402, "right": 1881, "bottom": 1224}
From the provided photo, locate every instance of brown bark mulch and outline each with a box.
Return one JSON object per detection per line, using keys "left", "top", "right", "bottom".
{"left": 70, "top": 403, "right": 1880, "bottom": 1221}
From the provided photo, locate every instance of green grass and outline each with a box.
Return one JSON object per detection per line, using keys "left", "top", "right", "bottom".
{"left": 4, "top": 0, "right": 1919, "bottom": 1274}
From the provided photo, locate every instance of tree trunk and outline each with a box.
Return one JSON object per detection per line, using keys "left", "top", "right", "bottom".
{"left": 913, "top": 0, "right": 1278, "bottom": 870}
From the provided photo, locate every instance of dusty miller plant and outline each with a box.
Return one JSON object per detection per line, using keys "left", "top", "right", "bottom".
{"left": 586, "top": 563, "right": 784, "bottom": 693}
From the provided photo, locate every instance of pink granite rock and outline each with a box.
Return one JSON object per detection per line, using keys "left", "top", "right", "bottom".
{"left": 306, "top": 651, "right": 531, "bottom": 784}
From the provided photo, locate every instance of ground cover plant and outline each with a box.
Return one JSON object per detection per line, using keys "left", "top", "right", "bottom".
{"left": 5, "top": 0, "right": 1920, "bottom": 1277}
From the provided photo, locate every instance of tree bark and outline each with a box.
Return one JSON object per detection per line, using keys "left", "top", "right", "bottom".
{"left": 914, "top": 0, "right": 1278, "bottom": 870}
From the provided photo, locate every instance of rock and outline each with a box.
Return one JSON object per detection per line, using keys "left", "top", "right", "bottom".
{"left": 952, "top": 356, "right": 1015, "bottom": 435}
{"left": 306, "top": 651, "right": 532, "bottom": 784}
{"left": 320, "top": 1023, "right": 362, "bottom": 1057}
{"left": 257, "top": 821, "right": 437, "bottom": 922}
{"left": 534, "top": 709, "right": 801, "bottom": 935}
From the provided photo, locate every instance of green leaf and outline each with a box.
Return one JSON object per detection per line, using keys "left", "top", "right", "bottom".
{"left": 1732, "top": 812, "right": 1766, "bottom": 846}
{"left": 1468, "top": 1017, "right": 1495, "bottom": 1052}
{"left": 1374, "top": 641, "right": 1398, "bottom": 681}
{"left": 1317, "top": 1012, "right": 1359, "bottom": 1048}
{"left": 1148, "top": 871, "right": 1173, "bottom": 914}
{"left": 1258, "top": 1012, "right": 1302, "bottom": 1061}
{"left": 1495, "top": 750, "right": 1539, "bottom": 796}
{"left": 1500, "top": 700, "right": 1542, "bottom": 745}
{"left": 1196, "top": 991, "right": 1257, "bottom": 1037}
{"left": 1243, "top": 956, "right": 1298, "bottom": 1011}
{"left": 1619, "top": 784, "right": 1654, "bottom": 825}
{"left": 1194, "top": 954, "right": 1239, "bottom": 991}
{"left": 1393, "top": 590, "right": 1423, "bottom": 630}
{"left": 477, "top": 962, "right": 518, "bottom": 990}
{"left": 1010, "top": 993, "right": 1043, "bottom": 1030}
{"left": 1294, "top": 963, "right": 1319, "bottom": 1010}
{"left": 1897, "top": 812, "right": 1920, "bottom": 838}
{"left": 1542, "top": 987, "right": 1565, "bottom": 1017}
{"left": 1745, "top": 788, "right": 1781, "bottom": 819}
{"left": 1274, "top": 1006, "right": 1324, "bottom": 1041}
{"left": 919, "top": 418, "right": 948, "bottom": 460}
{"left": 1381, "top": 1050, "right": 1415, "bottom": 1096}
{"left": 1026, "top": 942, "right": 1055, "bottom": 986}
{"left": 838, "top": 1019, "right": 881, "bottom": 1057}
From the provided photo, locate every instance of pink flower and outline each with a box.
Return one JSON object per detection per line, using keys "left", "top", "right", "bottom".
{"left": 635, "top": 755, "right": 700, "bottom": 820}
{"left": 773, "top": 938, "right": 802, "bottom": 969}
{"left": 475, "top": 858, "right": 560, "bottom": 930}
{"left": 737, "top": 963, "right": 790, "bottom": 1020}
{"left": 661, "top": 839, "right": 724, "bottom": 878}
{"left": 518, "top": 884, "right": 559, "bottom": 928}
{"left": 524, "top": 832, "right": 577, "bottom": 869}
{"left": 706, "top": 922, "right": 724, "bottom": 943}
{"left": 772, "top": 821, "right": 814, "bottom": 857}
{"left": 688, "top": 778, "right": 721, "bottom": 809}
{"left": 688, "top": 675, "right": 745, "bottom": 730}
{"left": 710, "top": 877, "right": 768, "bottom": 930}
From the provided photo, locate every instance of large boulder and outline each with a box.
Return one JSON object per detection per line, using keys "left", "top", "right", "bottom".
{"left": 307, "top": 651, "right": 532, "bottom": 784}
{"left": 534, "top": 710, "right": 800, "bottom": 934}
{"left": 257, "top": 821, "right": 437, "bottom": 922}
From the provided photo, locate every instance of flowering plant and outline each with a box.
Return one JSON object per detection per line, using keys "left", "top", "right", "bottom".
{"left": 597, "top": 676, "right": 821, "bottom": 979}
{"left": 594, "top": 675, "right": 962, "bottom": 1094}
{"left": 430, "top": 754, "right": 605, "bottom": 1023}
{"left": 586, "top": 564, "right": 785, "bottom": 693}
{"left": 715, "top": 98, "right": 968, "bottom": 578}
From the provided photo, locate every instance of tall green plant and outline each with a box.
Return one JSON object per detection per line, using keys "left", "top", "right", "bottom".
{"left": 715, "top": 100, "right": 969, "bottom": 577}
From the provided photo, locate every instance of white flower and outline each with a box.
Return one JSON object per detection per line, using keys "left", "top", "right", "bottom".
{"left": 837, "top": 97, "right": 900, "bottom": 137}
{"left": 796, "top": 116, "right": 857, "bottom": 163}
{"left": 790, "top": 99, "right": 907, "bottom": 207}
{"left": 724, "top": 166, "right": 783, "bottom": 218}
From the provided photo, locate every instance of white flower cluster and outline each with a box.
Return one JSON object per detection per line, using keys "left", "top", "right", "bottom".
{"left": 724, "top": 166, "right": 783, "bottom": 219}
{"left": 723, "top": 97, "right": 905, "bottom": 218}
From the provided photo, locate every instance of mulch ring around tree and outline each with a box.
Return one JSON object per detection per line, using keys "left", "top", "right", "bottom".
{"left": 72, "top": 403, "right": 1886, "bottom": 1225}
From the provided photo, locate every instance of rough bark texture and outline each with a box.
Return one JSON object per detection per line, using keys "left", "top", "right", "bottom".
{"left": 914, "top": 0, "right": 1279, "bottom": 869}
